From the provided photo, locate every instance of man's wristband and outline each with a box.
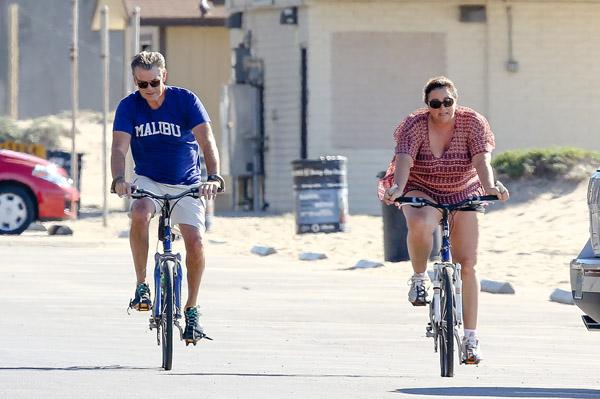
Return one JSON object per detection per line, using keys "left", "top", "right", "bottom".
{"left": 110, "top": 176, "right": 124, "bottom": 193}
{"left": 207, "top": 174, "right": 225, "bottom": 192}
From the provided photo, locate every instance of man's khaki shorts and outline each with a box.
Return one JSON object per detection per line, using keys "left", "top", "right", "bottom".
{"left": 130, "top": 174, "right": 206, "bottom": 232}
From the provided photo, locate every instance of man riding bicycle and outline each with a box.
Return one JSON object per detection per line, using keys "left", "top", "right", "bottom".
{"left": 111, "top": 51, "right": 223, "bottom": 344}
{"left": 380, "top": 76, "right": 509, "bottom": 364}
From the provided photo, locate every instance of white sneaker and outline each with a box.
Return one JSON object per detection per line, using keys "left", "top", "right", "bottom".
{"left": 462, "top": 335, "right": 483, "bottom": 364}
{"left": 407, "top": 275, "right": 430, "bottom": 306}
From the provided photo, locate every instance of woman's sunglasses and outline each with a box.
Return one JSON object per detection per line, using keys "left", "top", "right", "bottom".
{"left": 136, "top": 79, "right": 161, "bottom": 89}
{"left": 428, "top": 97, "right": 455, "bottom": 109}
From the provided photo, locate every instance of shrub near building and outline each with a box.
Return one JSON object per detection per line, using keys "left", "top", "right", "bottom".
{"left": 492, "top": 148, "right": 600, "bottom": 180}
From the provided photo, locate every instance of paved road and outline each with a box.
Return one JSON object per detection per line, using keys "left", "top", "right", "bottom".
{"left": 1, "top": 236, "right": 599, "bottom": 398}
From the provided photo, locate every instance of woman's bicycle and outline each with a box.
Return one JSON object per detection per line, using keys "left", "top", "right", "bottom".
{"left": 128, "top": 185, "right": 216, "bottom": 370}
{"left": 395, "top": 194, "right": 498, "bottom": 377}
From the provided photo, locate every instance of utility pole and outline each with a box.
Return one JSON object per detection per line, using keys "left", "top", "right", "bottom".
{"left": 70, "top": 0, "right": 79, "bottom": 213}
{"left": 101, "top": 5, "right": 109, "bottom": 227}
{"left": 123, "top": 6, "right": 141, "bottom": 210}
{"left": 8, "top": 3, "right": 19, "bottom": 119}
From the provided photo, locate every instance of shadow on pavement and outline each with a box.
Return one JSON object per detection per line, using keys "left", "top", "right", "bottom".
{"left": 0, "top": 365, "right": 156, "bottom": 371}
{"left": 395, "top": 387, "right": 600, "bottom": 398}
{"left": 170, "top": 372, "right": 407, "bottom": 378}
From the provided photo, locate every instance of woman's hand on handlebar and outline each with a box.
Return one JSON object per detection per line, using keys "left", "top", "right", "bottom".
{"left": 484, "top": 180, "right": 509, "bottom": 202}
{"left": 383, "top": 184, "right": 403, "bottom": 205}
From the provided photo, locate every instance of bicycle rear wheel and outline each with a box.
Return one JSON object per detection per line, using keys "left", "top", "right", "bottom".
{"left": 439, "top": 266, "right": 454, "bottom": 377}
{"left": 161, "top": 261, "right": 174, "bottom": 370}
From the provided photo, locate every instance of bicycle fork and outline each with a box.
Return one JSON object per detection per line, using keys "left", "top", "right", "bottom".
{"left": 427, "top": 263, "right": 463, "bottom": 351}
{"left": 149, "top": 253, "right": 184, "bottom": 343}
{"left": 426, "top": 264, "right": 443, "bottom": 345}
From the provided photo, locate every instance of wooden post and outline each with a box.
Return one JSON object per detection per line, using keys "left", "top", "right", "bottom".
{"left": 123, "top": 6, "right": 141, "bottom": 210}
{"left": 101, "top": 5, "right": 109, "bottom": 227}
{"left": 8, "top": 4, "right": 18, "bottom": 119}
{"left": 133, "top": 6, "right": 140, "bottom": 54}
{"left": 70, "top": 0, "right": 79, "bottom": 214}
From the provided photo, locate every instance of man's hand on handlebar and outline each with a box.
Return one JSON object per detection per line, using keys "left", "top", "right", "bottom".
{"left": 111, "top": 176, "right": 134, "bottom": 197}
{"left": 199, "top": 181, "right": 220, "bottom": 200}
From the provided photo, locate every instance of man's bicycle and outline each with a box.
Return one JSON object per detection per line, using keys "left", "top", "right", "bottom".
{"left": 128, "top": 186, "right": 215, "bottom": 370}
{"left": 396, "top": 194, "right": 498, "bottom": 377}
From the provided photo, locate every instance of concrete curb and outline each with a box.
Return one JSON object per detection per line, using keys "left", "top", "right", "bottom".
{"left": 480, "top": 279, "right": 516, "bottom": 294}
{"left": 299, "top": 252, "right": 327, "bottom": 261}
{"left": 251, "top": 246, "right": 277, "bottom": 256}
{"left": 550, "top": 288, "right": 575, "bottom": 305}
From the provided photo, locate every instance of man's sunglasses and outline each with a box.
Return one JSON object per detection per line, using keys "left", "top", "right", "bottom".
{"left": 136, "top": 79, "right": 161, "bottom": 89}
{"left": 428, "top": 97, "right": 455, "bottom": 109}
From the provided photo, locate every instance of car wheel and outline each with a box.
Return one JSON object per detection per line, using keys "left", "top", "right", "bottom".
{"left": 0, "top": 185, "right": 35, "bottom": 235}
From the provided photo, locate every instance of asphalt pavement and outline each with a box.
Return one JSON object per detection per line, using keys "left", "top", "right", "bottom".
{"left": 1, "top": 237, "right": 599, "bottom": 399}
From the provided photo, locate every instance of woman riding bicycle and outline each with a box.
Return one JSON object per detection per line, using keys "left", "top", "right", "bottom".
{"left": 380, "top": 76, "right": 509, "bottom": 364}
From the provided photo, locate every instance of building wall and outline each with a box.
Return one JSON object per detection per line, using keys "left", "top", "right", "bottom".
{"left": 233, "top": 0, "right": 600, "bottom": 214}
{"left": 234, "top": 7, "right": 309, "bottom": 212}
{"left": 165, "top": 26, "right": 230, "bottom": 150}
{"left": 486, "top": 1, "right": 600, "bottom": 151}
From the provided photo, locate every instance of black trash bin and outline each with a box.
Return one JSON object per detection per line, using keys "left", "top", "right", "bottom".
{"left": 382, "top": 201, "right": 441, "bottom": 262}
{"left": 292, "top": 156, "right": 348, "bottom": 234}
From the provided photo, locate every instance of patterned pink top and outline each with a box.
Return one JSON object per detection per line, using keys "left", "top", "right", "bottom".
{"left": 389, "top": 106, "right": 495, "bottom": 204}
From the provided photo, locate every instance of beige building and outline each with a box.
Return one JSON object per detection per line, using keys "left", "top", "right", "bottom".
{"left": 226, "top": 0, "right": 600, "bottom": 214}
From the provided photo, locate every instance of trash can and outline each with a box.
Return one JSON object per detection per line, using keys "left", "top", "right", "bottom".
{"left": 292, "top": 156, "right": 348, "bottom": 234}
{"left": 382, "top": 200, "right": 441, "bottom": 262}
{"left": 46, "top": 150, "right": 83, "bottom": 191}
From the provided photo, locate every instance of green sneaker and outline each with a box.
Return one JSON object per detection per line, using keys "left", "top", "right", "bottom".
{"left": 182, "top": 307, "right": 210, "bottom": 345}
{"left": 129, "top": 282, "right": 151, "bottom": 311}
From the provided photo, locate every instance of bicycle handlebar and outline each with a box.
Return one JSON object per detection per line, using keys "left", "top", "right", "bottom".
{"left": 111, "top": 183, "right": 223, "bottom": 199}
{"left": 395, "top": 194, "right": 499, "bottom": 210}
{"left": 129, "top": 186, "right": 206, "bottom": 201}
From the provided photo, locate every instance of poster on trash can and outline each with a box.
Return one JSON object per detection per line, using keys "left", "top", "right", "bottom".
{"left": 295, "top": 188, "right": 348, "bottom": 234}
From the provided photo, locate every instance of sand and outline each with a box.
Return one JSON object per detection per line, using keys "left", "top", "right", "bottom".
{"left": 25, "top": 115, "right": 594, "bottom": 294}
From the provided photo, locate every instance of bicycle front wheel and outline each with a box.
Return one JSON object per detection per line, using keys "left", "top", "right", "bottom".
{"left": 439, "top": 266, "right": 454, "bottom": 377}
{"left": 161, "top": 260, "right": 174, "bottom": 370}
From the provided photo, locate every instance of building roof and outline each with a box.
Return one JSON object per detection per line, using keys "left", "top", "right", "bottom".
{"left": 123, "top": 0, "right": 226, "bottom": 26}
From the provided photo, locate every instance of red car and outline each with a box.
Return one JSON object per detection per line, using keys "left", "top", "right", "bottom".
{"left": 0, "top": 149, "right": 80, "bottom": 234}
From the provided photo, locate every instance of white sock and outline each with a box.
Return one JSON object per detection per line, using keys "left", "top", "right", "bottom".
{"left": 464, "top": 329, "right": 477, "bottom": 338}
{"left": 414, "top": 272, "right": 427, "bottom": 279}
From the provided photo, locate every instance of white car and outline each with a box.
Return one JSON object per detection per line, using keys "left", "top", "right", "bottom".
{"left": 570, "top": 168, "right": 600, "bottom": 330}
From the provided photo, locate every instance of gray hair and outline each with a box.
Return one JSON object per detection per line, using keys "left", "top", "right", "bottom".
{"left": 130, "top": 51, "right": 166, "bottom": 72}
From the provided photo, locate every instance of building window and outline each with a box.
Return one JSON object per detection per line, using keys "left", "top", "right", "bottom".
{"left": 459, "top": 5, "right": 486, "bottom": 23}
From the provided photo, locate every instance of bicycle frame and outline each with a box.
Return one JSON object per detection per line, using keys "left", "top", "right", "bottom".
{"left": 432, "top": 207, "right": 463, "bottom": 327}
{"left": 152, "top": 199, "right": 184, "bottom": 324}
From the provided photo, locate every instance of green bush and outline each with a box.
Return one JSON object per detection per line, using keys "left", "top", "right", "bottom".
{"left": 492, "top": 147, "right": 600, "bottom": 179}
{"left": 0, "top": 116, "right": 21, "bottom": 142}
{"left": 19, "top": 117, "right": 72, "bottom": 149}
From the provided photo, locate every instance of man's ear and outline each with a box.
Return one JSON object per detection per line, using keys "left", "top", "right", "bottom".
{"left": 163, "top": 70, "right": 168, "bottom": 84}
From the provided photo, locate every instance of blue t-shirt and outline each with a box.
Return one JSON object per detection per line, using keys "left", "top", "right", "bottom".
{"left": 113, "top": 86, "right": 210, "bottom": 185}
